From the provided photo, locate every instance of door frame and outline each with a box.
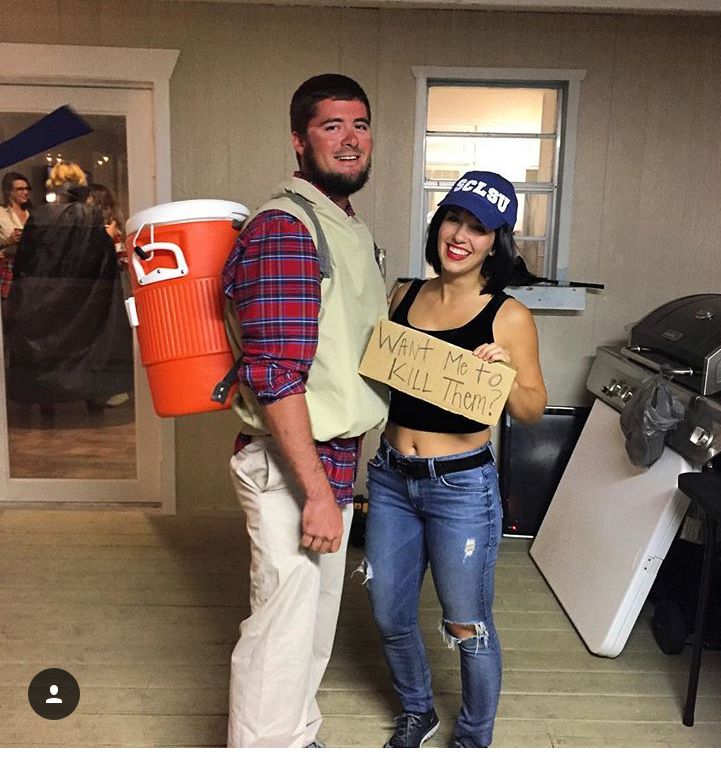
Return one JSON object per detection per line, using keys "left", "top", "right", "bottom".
{"left": 0, "top": 43, "right": 179, "bottom": 514}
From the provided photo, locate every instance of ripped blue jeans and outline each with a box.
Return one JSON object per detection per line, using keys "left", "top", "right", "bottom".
{"left": 363, "top": 436, "right": 503, "bottom": 747}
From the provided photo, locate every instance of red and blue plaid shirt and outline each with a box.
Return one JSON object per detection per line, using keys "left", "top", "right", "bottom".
{"left": 222, "top": 178, "right": 362, "bottom": 506}
{"left": 0, "top": 257, "right": 12, "bottom": 299}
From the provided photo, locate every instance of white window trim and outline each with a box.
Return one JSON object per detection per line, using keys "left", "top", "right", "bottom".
{"left": 0, "top": 42, "right": 180, "bottom": 512}
{"left": 410, "top": 66, "right": 586, "bottom": 309}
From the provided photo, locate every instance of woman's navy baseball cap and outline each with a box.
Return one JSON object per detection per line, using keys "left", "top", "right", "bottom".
{"left": 438, "top": 171, "right": 518, "bottom": 230}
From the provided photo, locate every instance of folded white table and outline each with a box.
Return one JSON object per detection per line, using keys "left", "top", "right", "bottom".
{"left": 530, "top": 400, "right": 692, "bottom": 657}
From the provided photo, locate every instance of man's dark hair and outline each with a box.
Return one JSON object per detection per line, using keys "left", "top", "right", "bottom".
{"left": 424, "top": 205, "right": 517, "bottom": 295}
{"left": 290, "top": 74, "right": 371, "bottom": 136}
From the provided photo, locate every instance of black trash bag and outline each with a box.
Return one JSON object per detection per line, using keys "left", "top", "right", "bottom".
{"left": 509, "top": 255, "right": 541, "bottom": 286}
{"left": 620, "top": 374, "right": 685, "bottom": 467}
{"left": 509, "top": 255, "right": 605, "bottom": 289}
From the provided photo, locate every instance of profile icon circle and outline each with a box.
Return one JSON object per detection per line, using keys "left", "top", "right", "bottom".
{"left": 28, "top": 668, "right": 80, "bottom": 720}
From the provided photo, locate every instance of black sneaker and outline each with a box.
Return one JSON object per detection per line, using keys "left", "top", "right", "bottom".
{"left": 384, "top": 709, "right": 439, "bottom": 748}
{"left": 450, "top": 737, "right": 482, "bottom": 748}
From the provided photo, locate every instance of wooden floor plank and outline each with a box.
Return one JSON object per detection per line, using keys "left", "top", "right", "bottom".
{"left": 0, "top": 685, "right": 229, "bottom": 715}
{"left": 0, "top": 714, "right": 227, "bottom": 747}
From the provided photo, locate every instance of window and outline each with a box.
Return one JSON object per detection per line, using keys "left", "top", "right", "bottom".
{"left": 410, "top": 68, "right": 585, "bottom": 283}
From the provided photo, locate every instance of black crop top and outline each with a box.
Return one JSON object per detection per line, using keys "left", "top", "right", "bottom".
{"left": 388, "top": 279, "right": 511, "bottom": 433}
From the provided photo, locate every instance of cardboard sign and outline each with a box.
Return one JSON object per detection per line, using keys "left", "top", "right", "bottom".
{"left": 359, "top": 319, "right": 516, "bottom": 426}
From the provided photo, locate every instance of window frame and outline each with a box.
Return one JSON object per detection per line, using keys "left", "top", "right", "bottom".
{"left": 409, "top": 66, "right": 586, "bottom": 284}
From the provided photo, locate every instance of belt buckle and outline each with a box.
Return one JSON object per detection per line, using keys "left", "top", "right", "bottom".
{"left": 404, "top": 457, "right": 430, "bottom": 479}
{"left": 391, "top": 455, "right": 420, "bottom": 479}
{"left": 392, "top": 455, "right": 411, "bottom": 477}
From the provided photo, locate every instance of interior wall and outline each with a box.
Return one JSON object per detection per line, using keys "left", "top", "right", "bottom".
{"left": 3, "top": 1, "right": 721, "bottom": 512}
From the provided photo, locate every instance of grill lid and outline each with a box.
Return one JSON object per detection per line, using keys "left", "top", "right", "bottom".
{"left": 628, "top": 294, "right": 721, "bottom": 395}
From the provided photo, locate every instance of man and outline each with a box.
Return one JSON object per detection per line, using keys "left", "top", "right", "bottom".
{"left": 222, "top": 74, "right": 388, "bottom": 748}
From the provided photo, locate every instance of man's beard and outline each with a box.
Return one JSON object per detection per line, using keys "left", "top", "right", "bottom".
{"left": 303, "top": 143, "right": 371, "bottom": 197}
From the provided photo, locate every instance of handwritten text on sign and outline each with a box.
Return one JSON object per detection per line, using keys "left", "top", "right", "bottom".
{"left": 359, "top": 319, "right": 516, "bottom": 426}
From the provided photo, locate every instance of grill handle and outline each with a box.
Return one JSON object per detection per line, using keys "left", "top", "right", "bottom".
{"left": 622, "top": 346, "right": 694, "bottom": 377}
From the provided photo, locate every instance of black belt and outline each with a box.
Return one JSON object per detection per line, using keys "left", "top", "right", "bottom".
{"left": 386, "top": 446, "right": 492, "bottom": 480}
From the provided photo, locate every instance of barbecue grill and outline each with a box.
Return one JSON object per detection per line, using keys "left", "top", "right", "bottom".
{"left": 531, "top": 294, "right": 721, "bottom": 658}
{"left": 587, "top": 294, "right": 721, "bottom": 467}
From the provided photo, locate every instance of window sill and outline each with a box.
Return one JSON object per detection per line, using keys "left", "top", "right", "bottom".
{"left": 505, "top": 285, "right": 586, "bottom": 312}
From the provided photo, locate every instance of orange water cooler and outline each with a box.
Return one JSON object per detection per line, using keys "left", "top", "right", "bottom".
{"left": 124, "top": 199, "right": 249, "bottom": 417}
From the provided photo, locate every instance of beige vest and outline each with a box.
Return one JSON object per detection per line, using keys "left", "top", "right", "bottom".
{"left": 227, "top": 177, "right": 389, "bottom": 441}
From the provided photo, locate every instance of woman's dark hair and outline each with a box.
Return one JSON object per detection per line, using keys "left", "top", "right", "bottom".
{"left": 1, "top": 171, "right": 31, "bottom": 207}
{"left": 424, "top": 205, "right": 516, "bottom": 294}
{"left": 86, "top": 183, "right": 124, "bottom": 233}
{"left": 290, "top": 74, "right": 371, "bottom": 136}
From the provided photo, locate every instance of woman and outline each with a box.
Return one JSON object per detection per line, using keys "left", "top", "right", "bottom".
{"left": 86, "top": 182, "right": 127, "bottom": 269}
{"left": 6, "top": 162, "right": 132, "bottom": 415}
{"left": 0, "top": 171, "right": 32, "bottom": 310}
{"left": 364, "top": 171, "right": 547, "bottom": 748}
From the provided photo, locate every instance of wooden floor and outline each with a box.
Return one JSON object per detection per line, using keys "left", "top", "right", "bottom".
{"left": 0, "top": 508, "right": 719, "bottom": 748}
{"left": 5, "top": 399, "right": 136, "bottom": 480}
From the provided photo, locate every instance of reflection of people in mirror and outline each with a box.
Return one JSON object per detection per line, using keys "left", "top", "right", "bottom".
{"left": 5, "top": 161, "right": 133, "bottom": 417}
{"left": 45, "top": 684, "right": 62, "bottom": 704}
{"left": 362, "top": 171, "right": 547, "bottom": 748}
{"left": 0, "top": 171, "right": 32, "bottom": 318}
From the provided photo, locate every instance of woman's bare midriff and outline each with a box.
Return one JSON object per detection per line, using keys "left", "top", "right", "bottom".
{"left": 384, "top": 421, "right": 491, "bottom": 458}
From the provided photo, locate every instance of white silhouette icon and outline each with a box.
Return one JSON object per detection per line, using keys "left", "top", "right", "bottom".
{"left": 45, "top": 684, "right": 62, "bottom": 704}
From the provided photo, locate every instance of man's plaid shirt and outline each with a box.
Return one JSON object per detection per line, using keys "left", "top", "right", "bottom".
{"left": 222, "top": 182, "right": 362, "bottom": 506}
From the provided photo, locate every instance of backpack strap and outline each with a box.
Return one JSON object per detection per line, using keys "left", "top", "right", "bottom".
{"left": 281, "top": 190, "right": 332, "bottom": 278}
{"left": 284, "top": 190, "right": 385, "bottom": 279}
{"left": 210, "top": 336, "right": 242, "bottom": 405}
{"left": 209, "top": 295, "right": 244, "bottom": 405}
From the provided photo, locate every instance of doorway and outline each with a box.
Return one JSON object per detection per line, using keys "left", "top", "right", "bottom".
{"left": 0, "top": 84, "right": 167, "bottom": 507}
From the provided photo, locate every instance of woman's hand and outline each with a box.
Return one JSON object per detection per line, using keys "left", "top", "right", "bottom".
{"left": 492, "top": 299, "right": 547, "bottom": 423}
{"left": 473, "top": 342, "right": 511, "bottom": 364}
{"left": 104, "top": 220, "right": 119, "bottom": 239}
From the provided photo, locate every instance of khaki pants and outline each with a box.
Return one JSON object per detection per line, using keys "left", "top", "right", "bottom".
{"left": 227, "top": 439, "right": 353, "bottom": 747}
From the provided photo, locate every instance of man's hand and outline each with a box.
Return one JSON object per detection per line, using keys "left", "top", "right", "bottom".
{"left": 301, "top": 490, "right": 343, "bottom": 554}
{"left": 260, "top": 394, "right": 345, "bottom": 555}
